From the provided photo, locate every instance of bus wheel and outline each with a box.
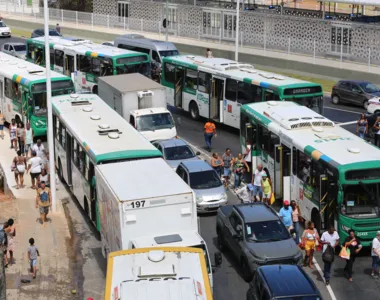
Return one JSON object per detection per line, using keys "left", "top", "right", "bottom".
{"left": 84, "top": 197, "right": 89, "bottom": 216}
{"left": 92, "top": 85, "right": 98, "bottom": 95}
{"left": 189, "top": 101, "right": 199, "bottom": 120}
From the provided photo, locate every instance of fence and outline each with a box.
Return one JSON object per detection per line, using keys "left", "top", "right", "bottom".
{"left": 1, "top": 1, "right": 380, "bottom": 68}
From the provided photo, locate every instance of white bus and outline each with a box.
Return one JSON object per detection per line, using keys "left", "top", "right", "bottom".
{"left": 0, "top": 51, "right": 74, "bottom": 137}
{"left": 162, "top": 55, "right": 323, "bottom": 129}
{"left": 26, "top": 37, "right": 151, "bottom": 94}
{"left": 52, "top": 93, "right": 162, "bottom": 230}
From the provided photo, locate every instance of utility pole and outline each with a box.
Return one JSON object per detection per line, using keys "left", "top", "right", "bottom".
{"left": 165, "top": 0, "right": 169, "bottom": 41}
{"left": 235, "top": 0, "right": 240, "bottom": 61}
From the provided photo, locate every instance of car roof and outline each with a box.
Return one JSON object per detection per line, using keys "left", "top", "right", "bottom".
{"left": 258, "top": 265, "right": 320, "bottom": 297}
{"left": 4, "top": 42, "right": 25, "bottom": 46}
{"left": 180, "top": 160, "right": 212, "bottom": 173}
{"left": 234, "top": 203, "right": 278, "bottom": 223}
{"left": 339, "top": 79, "right": 371, "bottom": 84}
{"left": 156, "top": 138, "right": 188, "bottom": 148}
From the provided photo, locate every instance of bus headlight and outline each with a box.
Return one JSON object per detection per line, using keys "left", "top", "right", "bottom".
{"left": 341, "top": 225, "right": 351, "bottom": 232}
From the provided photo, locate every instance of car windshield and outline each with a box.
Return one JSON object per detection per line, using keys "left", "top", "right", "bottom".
{"left": 136, "top": 113, "right": 174, "bottom": 131}
{"left": 189, "top": 170, "right": 222, "bottom": 189}
{"left": 359, "top": 82, "right": 380, "bottom": 93}
{"left": 341, "top": 183, "right": 380, "bottom": 219}
{"left": 164, "top": 145, "right": 195, "bottom": 160}
{"left": 191, "top": 244, "right": 211, "bottom": 274}
{"left": 0, "top": 22, "right": 6, "bottom": 27}
{"left": 245, "top": 220, "right": 291, "bottom": 242}
{"left": 14, "top": 45, "right": 26, "bottom": 52}
{"left": 159, "top": 50, "right": 179, "bottom": 58}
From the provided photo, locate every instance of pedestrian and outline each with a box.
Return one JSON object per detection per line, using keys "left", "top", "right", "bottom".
{"left": 373, "top": 116, "right": 380, "bottom": 147}
{"left": 356, "top": 113, "right": 368, "bottom": 139}
{"left": 211, "top": 152, "right": 223, "bottom": 177}
{"left": 36, "top": 180, "right": 52, "bottom": 225}
{"left": 206, "top": 48, "right": 213, "bottom": 58}
{"left": 0, "top": 110, "right": 4, "bottom": 139}
{"left": 56, "top": 23, "right": 61, "bottom": 34}
{"left": 251, "top": 164, "right": 264, "bottom": 201}
{"left": 279, "top": 200, "right": 293, "bottom": 231}
{"left": 39, "top": 168, "right": 50, "bottom": 188}
{"left": 290, "top": 200, "right": 302, "bottom": 244}
{"left": 9, "top": 119, "right": 17, "bottom": 149}
{"left": 27, "top": 150, "right": 42, "bottom": 189}
{"left": 203, "top": 119, "right": 216, "bottom": 152}
{"left": 27, "top": 237, "right": 39, "bottom": 279}
{"left": 13, "top": 150, "right": 26, "bottom": 189}
{"left": 371, "top": 230, "right": 380, "bottom": 278}
{"left": 5, "top": 219, "right": 15, "bottom": 266}
{"left": 222, "top": 148, "right": 233, "bottom": 187}
{"left": 320, "top": 225, "right": 340, "bottom": 285}
{"left": 17, "top": 122, "right": 25, "bottom": 154}
{"left": 232, "top": 153, "right": 249, "bottom": 190}
{"left": 344, "top": 229, "right": 362, "bottom": 282}
{"left": 0, "top": 222, "right": 8, "bottom": 268}
{"left": 32, "top": 139, "right": 45, "bottom": 159}
{"left": 24, "top": 122, "right": 33, "bottom": 159}
{"left": 301, "top": 221, "right": 318, "bottom": 269}
{"left": 261, "top": 173, "right": 272, "bottom": 205}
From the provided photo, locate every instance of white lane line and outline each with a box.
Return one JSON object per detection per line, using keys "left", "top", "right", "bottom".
{"left": 336, "top": 121, "right": 358, "bottom": 126}
{"left": 324, "top": 106, "right": 362, "bottom": 115}
{"left": 312, "top": 258, "right": 338, "bottom": 300}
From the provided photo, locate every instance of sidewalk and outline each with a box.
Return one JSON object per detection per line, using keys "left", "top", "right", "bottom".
{"left": 0, "top": 130, "right": 75, "bottom": 299}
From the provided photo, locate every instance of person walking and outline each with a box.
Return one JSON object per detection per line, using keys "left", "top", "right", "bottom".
{"left": 32, "top": 139, "right": 45, "bottom": 159}
{"left": 301, "top": 221, "right": 319, "bottom": 269}
{"left": 27, "top": 238, "right": 39, "bottom": 279}
{"left": 211, "top": 152, "right": 223, "bottom": 177}
{"left": 9, "top": 119, "right": 17, "bottom": 149}
{"left": 24, "top": 122, "right": 33, "bottom": 159}
{"left": 290, "top": 200, "right": 302, "bottom": 244}
{"left": 17, "top": 122, "right": 25, "bottom": 154}
{"left": 371, "top": 231, "right": 380, "bottom": 278}
{"left": 356, "top": 114, "right": 368, "bottom": 139}
{"left": 320, "top": 226, "right": 340, "bottom": 285}
{"left": 13, "top": 150, "right": 26, "bottom": 189}
{"left": 222, "top": 148, "right": 233, "bottom": 187}
{"left": 56, "top": 23, "right": 61, "bottom": 34}
{"left": 5, "top": 219, "right": 15, "bottom": 266}
{"left": 261, "top": 173, "right": 272, "bottom": 205}
{"left": 344, "top": 230, "right": 362, "bottom": 282}
{"left": 0, "top": 110, "right": 4, "bottom": 139}
{"left": 204, "top": 120, "right": 216, "bottom": 152}
{"left": 206, "top": 48, "right": 213, "bottom": 58}
{"left": 373, "top": 117, "right": 380, "bottom": 147}
{"left": 39, "top": 168, "right": 50, "bottom": 188}
{"left": 232, "top": 153, "right": 249, "bottom": 190}
{"left": 251, "top": 164, "right": 264, "bottom": 201}
{"left": 279, "top": 200, "right": 293, "bottom": 231}
{"left": 36, "top": 180, "right": 52, "bottom": 225}
{"left": 27, "top": 150, "right": 42, "bottom": 189}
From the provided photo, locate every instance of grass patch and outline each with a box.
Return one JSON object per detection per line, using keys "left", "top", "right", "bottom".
{"left": 11, "top": 27, "right": 32, "bottom": 38}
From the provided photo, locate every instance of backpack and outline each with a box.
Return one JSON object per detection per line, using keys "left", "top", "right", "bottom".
{"left": 322, "top": 244, "right": 335, "bottom": 263}
{"left": 39, "top": 190, "right": 49, "bottom": 203}
{"left": 0, "top": 225, "right": 7, "bottom": 246}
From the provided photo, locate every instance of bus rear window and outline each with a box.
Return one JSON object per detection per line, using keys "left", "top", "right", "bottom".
{"left": 346, "top": 169, "right": 380, "bottom": 181}
{"left": 31, "top": 80, "right": 74, "bottom": 93}
{"left": 116, "top": 55, "right": 148, "bottom": 65}
{"left": 284, "top": 86, "right": 322, "bottom": 96}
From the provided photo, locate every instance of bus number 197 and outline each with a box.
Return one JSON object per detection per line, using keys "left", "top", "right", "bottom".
{"left": 131, "top": 200, "right": 146, "bottom": 208}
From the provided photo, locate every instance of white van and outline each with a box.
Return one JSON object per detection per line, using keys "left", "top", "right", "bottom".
{"left": 129, "top": 107, "right": 177, "bottom": 141}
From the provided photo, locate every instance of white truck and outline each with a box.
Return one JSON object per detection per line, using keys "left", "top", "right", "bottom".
{"left": 96, "top": 158, "right": 221, "bottom": 289}
{"left": 105, "top": 247, "right": 213, "bottom": 300}
{"left": 98, "top": 73, "right": 177, "bottom": 141}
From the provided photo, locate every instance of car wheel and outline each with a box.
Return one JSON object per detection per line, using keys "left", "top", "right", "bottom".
{"left": 189, "top": 102, "right": 200, "bottom": 120}
{"left": 217, "top": 231, "right": 226, "bottom": 252}
{"left": 363, "top": 100, "right": 369, "bottom": 110}
{"left": 241, "top": 257, "right": 253, "bottom": 282}
{"left": 332, "top": 95, "right": 340, "bottom": 105}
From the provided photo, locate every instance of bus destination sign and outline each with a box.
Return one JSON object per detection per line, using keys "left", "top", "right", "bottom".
{"left": 284, "top": 86, "right": 322, "bottom": 96}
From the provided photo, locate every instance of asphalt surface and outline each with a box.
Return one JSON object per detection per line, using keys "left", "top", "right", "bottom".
{"left": 2, "top": 36, "right": 380, "bottom": 300}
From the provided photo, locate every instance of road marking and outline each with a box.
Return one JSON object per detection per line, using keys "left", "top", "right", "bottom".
{"left": 324, "top": 106, "right": 362, "bottom": 115}
{"left": 336, "top": 121, "right": 358, "bottom": 126}
{"left": 312, "top": 257, "right": 337, "bottom": 300}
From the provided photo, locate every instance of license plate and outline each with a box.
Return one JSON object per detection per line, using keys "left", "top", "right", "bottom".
{"left": 208, "top": 203, "right": 220, "bottom": 208}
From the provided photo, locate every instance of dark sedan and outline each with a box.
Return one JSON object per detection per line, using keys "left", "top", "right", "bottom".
{"left": 31, "top": 28, "right": 62, "bottom": 38}
{"left": 331, "top": 80, "right": 380, "bottom": 109}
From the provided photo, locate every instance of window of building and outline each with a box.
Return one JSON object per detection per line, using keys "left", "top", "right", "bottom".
{"left": 78, "top": 55, "right": 91, "bottom": 72}
{"left": 225, "top": 79, "right": 237, "bottom": 101}
{"left": 117, "top": 1, "right": 129, "bottom": 21}
{"left": 198, "top": 71, "right": 211, "bottom": 93}
{"left": 164, "top": 63, "right": 175, "bottom": 84}
{"left": 185, "top": 69, "right": 197, "bottom": 91}
{"left": 54, "top": 50, "right": 64, "bottom": 67}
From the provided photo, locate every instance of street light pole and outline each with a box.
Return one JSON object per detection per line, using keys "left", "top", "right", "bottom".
{"left": 43, "top": 0, "right": 57, "bottom": 212}
{"left": 165, "top": 0, "right": 168, "bottom": 41}
{"left": 235, "top": 0, "right": 240, "bottom": 61}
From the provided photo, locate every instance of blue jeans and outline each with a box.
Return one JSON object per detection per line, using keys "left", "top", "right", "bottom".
{"left": 204, "top": 133, "right": 213, "bottom": 150}
{"left": 324, "top": 261, "right": 332, "bottom": 281}
{"left": 372, "top": 256, "right": 380, "bottom": 270}
{"left": 358, "top": 131, "right": 365, "bottom": 139}
{"left": 293, "top": 221, "right": 300, "bottom": 245}
{"left": 234, "top": 172, "right": 242, "bottom": 189}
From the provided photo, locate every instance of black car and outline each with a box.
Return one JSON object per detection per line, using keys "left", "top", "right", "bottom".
{"left": 247, "top": 265, "right": 323, "bottom": 300}
{"left": 31, "top": 28, "right": 62, "bottom": 38}
{"left": 331, "top": 80, "right": 380, "bottom": 109}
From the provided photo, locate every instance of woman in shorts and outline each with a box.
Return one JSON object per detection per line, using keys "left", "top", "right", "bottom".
{"left": 302, "top": 221, "right": 319, "bottom": 269}
{"left": 261, "top": 172, "right": 272, "bottom": 205}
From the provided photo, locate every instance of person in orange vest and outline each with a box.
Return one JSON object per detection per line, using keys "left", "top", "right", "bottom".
{"left": 204, "top": 119, "right": 216, "bottom": 152}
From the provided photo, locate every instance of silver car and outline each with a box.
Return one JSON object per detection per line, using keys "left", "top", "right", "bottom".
{"left": 153, "top": 138, "right": 200, "bottom": 170}
{"left": 1, "top": 43, "right": 26, "bottom": 59}
{"left": 176, "top": 160, "right": 228, "bottom": 213}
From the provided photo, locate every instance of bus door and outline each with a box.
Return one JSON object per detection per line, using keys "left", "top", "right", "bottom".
{"left": 318, "top": 174, "right": 329, "bottom": 231}
{"left": 64, "top": 54, "right": 75, "bottom": 78}
{"left": 0, "top": 76, "right": 4, "bottom": 114}
{"left": 273, "top": 144, "right": 282, "bottom": 199}
{"left": 66, "top": 132, "right": 73, "bottom": 186}
{"left": 275, "top": 144, "right": 291, "bottom": 200}
{"left": 210, "top": 77, "right": 224, "bottom": 122}
{"left": 174, "top": 66, "right": 184, "bottom": 108}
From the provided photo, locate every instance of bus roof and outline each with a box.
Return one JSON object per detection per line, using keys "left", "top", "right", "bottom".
{"left": 105, "top": 247, "right": 212, "bottom": 300}
{"left": 115, "top": 34, "right": 178, "bottom": 51}
{"left": 97, "top": 158, "right": 192, "bottom": 202}
{"left": 0, "top": 51, "right": 69, "bottom": 85}
{"left": 52, "top": 94, "right": 161, "bottom": 163}
{"left": 241, "top": 101, "right": 380, "bottom": 169}
{"left": 29, "top": 36, "right": 150, "bottom": 59}
{"left": 163, "top": 55, "right": 321, "bottom": 90}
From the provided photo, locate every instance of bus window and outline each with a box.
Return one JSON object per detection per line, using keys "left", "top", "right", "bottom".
{"left": 79, "top": 55, "right": 91, "bottom": 72}
{"left": 264, "top": 90, "right": 280, "bottom": 101}
{"left": 198, "top": 71, "right": 211, "bottom": 93}
{"left": 72, "top": 139, "right": 80, "bottom": 168}
{"left": 164, "top": 63, "right": 175, "bottom": 84}
{"left": 152, "top": 50, "right": 160, "bottom": 63}
{"left": 225, "top": 79, "right": 237, "bottom": 101}
{"left": 297, "top": 150, "right": 311, "bottom": 183}
{"left": 58, "top": 121, "right": 66, "bottom": 148}
{"left": 54, "top": 50, "right": 64, "bottom": 67}
{"left": 4, "top": 78, "right": 13, "bottom": 99}
{"left": 258, "top": 125, "right": 279, "bottom": 159}
{"left": 34, "top": 48, "right": 44, "bottom": 65}
{"left": 50, "top": 48, "right": 55, "bottom": 65}
{"left": 91, "top": 58, "right": 101, "bottom": 76}
{"left": 27, "top": 44, "right": 35, "bottom": 60}
{"left": 237, "top": 82, "right": 253, "bottom": 104}
{"left": 185, "top": 69, "right": 197, "bottom": 91}
{"left": 252, "top": 85, "right": 262, "bottom": 102}
{"left": 292, "top": 147, "right": 297, "bottom": 176}
{"left": 96, "top": 58, "right": 113, "bottom": 77}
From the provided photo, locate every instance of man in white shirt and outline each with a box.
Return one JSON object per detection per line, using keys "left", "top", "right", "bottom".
{"left": 371, "top": 231, "right": 380, "bottom": 278}
{"left": 32, "top": 139, "right": 45, "bottom": 159}
{"left": 27, "top": 150, "right": 42, "bottom": 189}
{"left": 251, "top": 164, "right": 264, "bottom": 202}
{"left": 320, "top": 226, "right": 340, "bottom": 285}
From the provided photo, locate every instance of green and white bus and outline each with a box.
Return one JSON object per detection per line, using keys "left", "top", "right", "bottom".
{"left": 52, "top": 93, "right": 162, "bottom": 230}
{"left": 162, "top": 55, "right": 323, "bottom": 129}
{"left": 0, "top": 52, "right": 74, "bottom": 137}
{"left": 240, "top": 101, "right": 380, "bottom": 246}
{"left": 26, "top": 37, "right": 151, "bottom": 94}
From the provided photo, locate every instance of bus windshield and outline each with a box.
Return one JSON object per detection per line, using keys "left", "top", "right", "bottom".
{"left": 33, "top": 93, "right": 47, "bottom": 115}
{"left": 116, "top": 62, "right": 150, "bottom": 77}
{"left": 341, "top": 183, "right": 380, "bottom": 219}
{"left": 136, "top": 113, "right": 174, "bottom": 131}
{"left": 290, "top": 96, "right": 323, "bottom": 113}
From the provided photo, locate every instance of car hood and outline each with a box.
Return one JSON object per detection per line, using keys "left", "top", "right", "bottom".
{"left": 369, "top": 91, "right": 380, "bottom": 97}
{"left": 193, "top": 185, "right": 225, "bottom": 201}
{"left": 166, "top": 156, "right": 199, "bottom": 170}
{"left": 0, "top": 27, "right": 10, "bottom": 31}
{"left": 246, "top": 238, "right": 300, "bottom": 261}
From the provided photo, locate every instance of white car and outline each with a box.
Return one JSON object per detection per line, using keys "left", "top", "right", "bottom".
{"left": 0, "top": 21, "right": 11, "bottom": 37}
{"left": 366, "top": 97, "right": 380, "bottom": 114}
{"left": 1, "top": 43, "right": 26, "bottom": 59}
